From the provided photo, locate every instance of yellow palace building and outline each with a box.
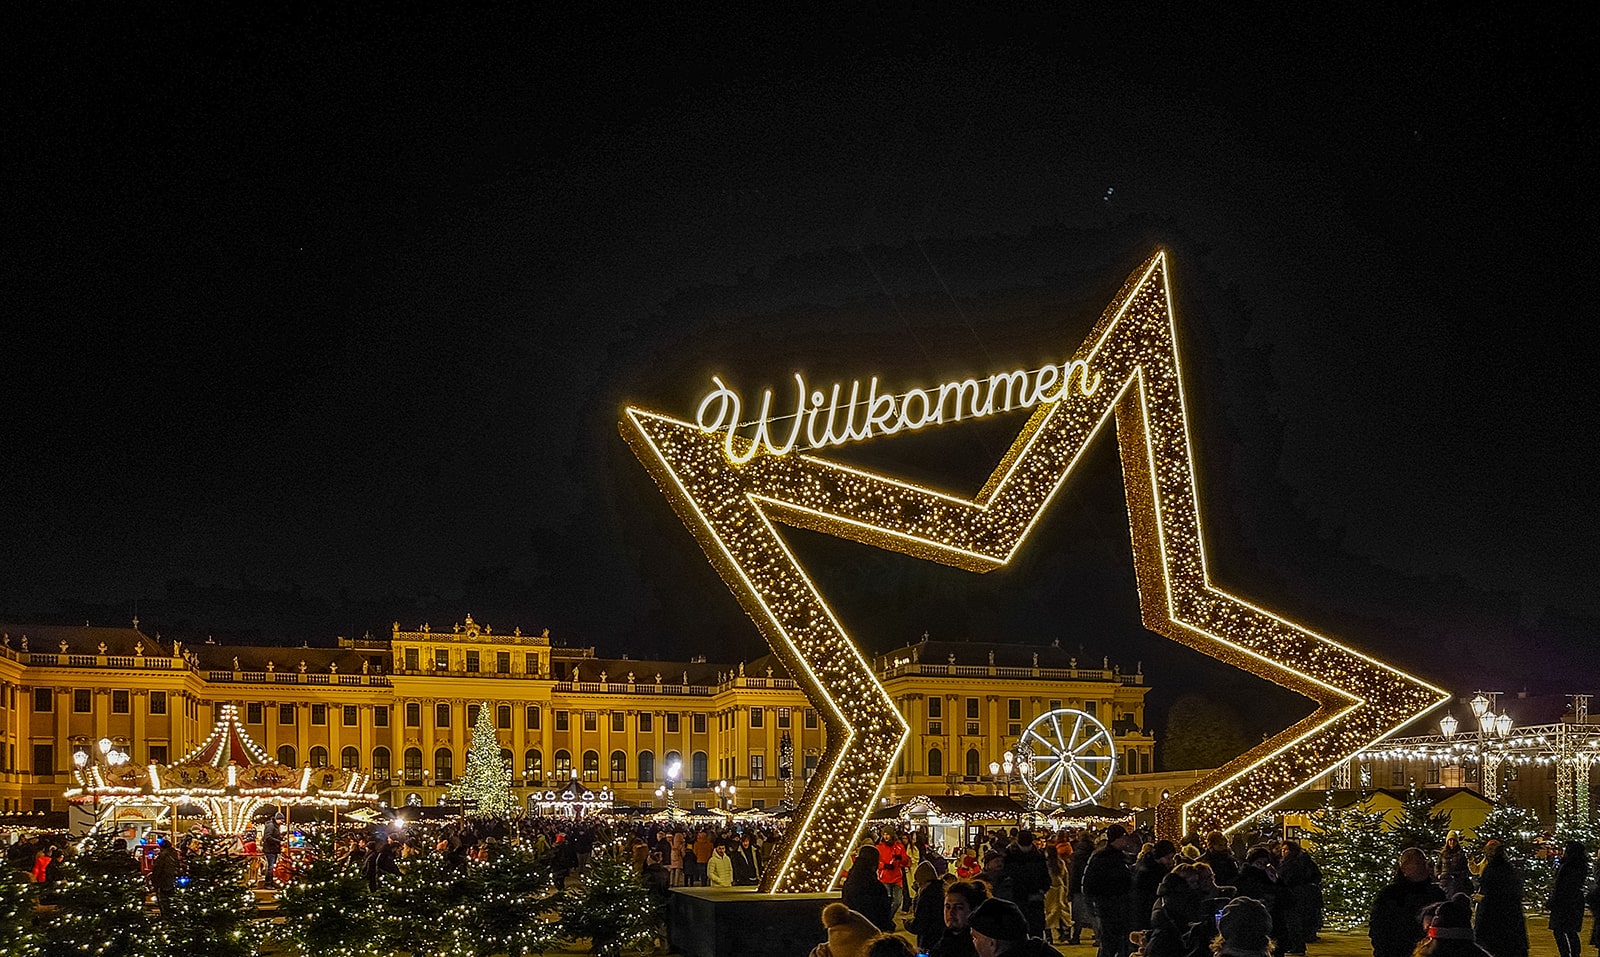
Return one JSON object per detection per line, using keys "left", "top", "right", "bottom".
{"left": 0, "top": 617, "right": 1152, "bottom": 815}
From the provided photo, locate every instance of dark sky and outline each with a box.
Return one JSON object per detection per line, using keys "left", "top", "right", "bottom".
{"left": 5, "top": 7, "right": 1597, "bottom": 732}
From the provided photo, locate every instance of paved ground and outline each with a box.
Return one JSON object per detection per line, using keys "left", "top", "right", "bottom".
{"left": 516, "top": 914, "right": 1591, "bottom": 956}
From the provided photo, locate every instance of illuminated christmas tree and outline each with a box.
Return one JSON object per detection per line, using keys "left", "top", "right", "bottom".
{"left": 449, "top": 700, "right": 514, "bottom": 819}
{"left": 275, "top": 831, "right": 385, "bottom": 957}
{"left": 157, "top": 832, "right": 262, "bottom": 957}
{"left": 0, "top": 866, "right": 40, "bottom": 957}
{"left": 559, "top": 853, "right": 661, "bottom": 956}
{"left": 1391, "top": 782, "right": 1451, "bottom": 851}
{"left": 39, "top": 834, "right": 154, "bottom": 957}
{"left": 1306, "top": 790, "right": 1397, "bottom": 927}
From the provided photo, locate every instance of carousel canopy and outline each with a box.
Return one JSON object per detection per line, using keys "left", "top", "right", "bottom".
{"left": 66, "top": 703, "right": 378, "bottom": 834}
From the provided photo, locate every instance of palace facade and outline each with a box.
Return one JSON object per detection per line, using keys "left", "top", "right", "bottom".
{"left": 0, "top": 618, "right": 1153, "bottom": 814}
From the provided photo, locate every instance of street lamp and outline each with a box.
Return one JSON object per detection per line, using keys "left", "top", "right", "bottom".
{"left": 989, "top": 751, "right": 1018, "bottom": 797}
{"left": 714, "top": 779, "right": 737, "bottom": 810}
{"left": 655, "top": 758, "right": 682, "bottom": 818}
{"left": 73, "top": 738, "right": 131, "bottom": 831}
{"left": 1439, "top": 713, "right": 1459, "bottom": 740}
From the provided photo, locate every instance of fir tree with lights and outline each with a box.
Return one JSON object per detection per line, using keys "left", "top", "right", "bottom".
{"left": 449, "top": 700, "right": 515, "bottom": 819}
{"left": 466, "top": 846, "right": 562, "bottom": 957}
{"left": 1475, "top": 804, "right": 1551, "bottom": 907}
{"left": 1306, "top": 790, "right": 1397, "bottom": 927}
{"left": 1391, "top": 782, "right": 1451, "bottom": 851}
{"left": 274, "top": 832, "right": 385, "bottom": 957}
{"left": 559, "top": 851, "right": 661, "bottom": 956}
{"left": 372, "top": 849, "right": 483, "bottom": 956}
{"left": 38, "top": 834, "right": 154, "bottom": 957}
{"left": 157, "top": 832, "right": 262, "bottom": 957}
{"left": 0, "top": 865, "right": 41, "bottom": 957}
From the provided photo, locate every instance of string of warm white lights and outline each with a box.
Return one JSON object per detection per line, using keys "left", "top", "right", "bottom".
{"left": 620, "top": 251, "right": 1447, "bottom": 889}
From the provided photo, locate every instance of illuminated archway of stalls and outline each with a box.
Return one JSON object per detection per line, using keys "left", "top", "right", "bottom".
{"left": 65, "top": 703, "right": 378, "bottom": 834}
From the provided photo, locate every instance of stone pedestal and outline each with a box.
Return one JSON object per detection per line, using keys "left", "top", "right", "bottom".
{"left": 666, "top": 886, "right": 838, "bottom": 957}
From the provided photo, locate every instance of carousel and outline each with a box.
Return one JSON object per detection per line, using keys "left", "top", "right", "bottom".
{"left": 65, "top": 703, "right": 379, "bottom": 834}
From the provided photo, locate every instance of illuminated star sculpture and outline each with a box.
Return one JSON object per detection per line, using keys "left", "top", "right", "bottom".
{"left": 620, "top": 251, "right": 1447, "bottom": 891}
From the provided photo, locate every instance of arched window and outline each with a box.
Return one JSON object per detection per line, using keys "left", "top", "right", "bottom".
{"left": 638, "top": 750, "right": 655, "bottom": 783}
{"left": 308, "top": 746, "right": 328, "bottom": 768}
{"left": 965, "top": 748, "right": 980, "bottom": 778}
{"left": 582, "top": 749, "right": 600, "bottom": 781}
{"left": 610, "top": 750, "right": 627, "bottom": 783}
{"left": 500, "top": 748, "right": 513, "bottom": 768}
{"left": 928, "top": 748, "right": 943, "bottom": 778}
{"left": 340, "top": 747, "right": 359, "bottom": 771}
{"left": 404, "top": 747, "right": 422, "bottom": 783}
{"left": 435, "top": 747, "right": 453, "bottom": 783}
{"left": 373, "top": 747, "right": 391, "bottom": 780}
{"left": 691, "top": 751, "right": 708, "bottom": 788}
{"left": 525, "top": 749, "right": 542, "bottom": 782}
{"left": 278, "top": 745, "right": 297, "bottom": 767}
{"left": 554, "top": 749, "right": 572, "bottom": 778}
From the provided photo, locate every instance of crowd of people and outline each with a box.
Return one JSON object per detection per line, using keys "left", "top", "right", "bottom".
{"left": 11, "top": 811, "right": 1600, "bottom": 957}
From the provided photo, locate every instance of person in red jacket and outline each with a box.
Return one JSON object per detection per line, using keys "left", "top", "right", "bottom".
{"left": 877, "top": 829, "right": 911, "bottom": 915}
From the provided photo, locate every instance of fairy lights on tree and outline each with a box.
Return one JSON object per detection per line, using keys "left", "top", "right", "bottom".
{"left": 448, "top": 700, "right": 515, "bottom": 819}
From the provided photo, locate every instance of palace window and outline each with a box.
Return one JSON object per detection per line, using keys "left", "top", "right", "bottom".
{"left": 583, "top": 750, "right": 600, "bottom": 781}
{"left": 497, "top": 652, "right": 511, "bottom": 674}
{"left": 526, "top": 706, "right": 541, "bottom": 730}
{"left": 805, "top": 709, "right": 818, "bottom": 729}
{"left": 150, "top": 691, "right": 167, "bottom": 715}
{"left": 465, "top": 650, "right": 480, "bottom": 673}
{"left": 434, "top": 649, "right": 449, "bottom": 671}
{"left": 406, "top": 703, "right": 423, "bottom": 727}
{"left": 436, "top": 703, "right": 451, "bottom": 728}
{"left": 750, "top": 707, "right": 764, "bottom": 728}
{"left": 691, "top": 752, "right": 709, "bottom": 787}
{"left": 750, "top": 754, "right": 765, "bottom": 781}
{"left": 666, "top": 713, "right": 680, "bottom": 734}
{"left": 341, "top": 747, "right": 359, "bottom": 771}
{"left": 404, "top": 648, "right": 419, "bottom": 670}
{"left": 309, "top": 747, "right": 328, "bottom": 768}
{"left": 279, "top": 704, "right": 295, "bottom": 725}
{"left": 344, "top": 705, "right": 359, "bottom": 726}
{"left": 555, "top": 711, "right": 569, "bottom": 732}
{"left": 692, "top": 713, "right": 707, "bottom": 734}
{"left": 278, "top": 745, "right": 297, "bottom": 766}
{"left": 374, "top": 705, "right": 389, "bottom": 727}
{"left": 74, "top": 690, "right": 92, "bottom": 713}
{"left": 467, "top": 703, "right": 480, "bottom": 727}
{"left": 311, "top": 704, "right": 327, "bottom": 725}
{"left": 611, "top": 711, "right": 625, "bottom": 732}
{"left": 525, "top": 749, "right": 542, "bottom": 779}
{"left": 639, "top": 712, "right": 653, "bottom": 733}
{"left": 610, "top": 750, "right": 626, "bottom": 783}
{"left": 149, "top": 745, "right": 167, "bottom": 765}
{"left": 404, "top": 748, "right": 422, "bottom": 783}
{"left": 928, "top": 748, "right": 943, "bottom": 778}
{"left": 435, "top": 748, "right": 453, "bottom": 783}
{"left": 34, "top": 688, "right": 52, "bottom": 713}
{"left": 928, "top": 697, "right": 942, "bottom": 718}
{"left": 112, "top": 690, "right": 130, "bottom": 714}
{"left": 584, "top": 711, "right": 598, "bottom": 732}
{"left": 777, "top": 708, "right": 790, "bottom": 729}
{"left": 246, "top": 702, "right": 263, "bottom": 724}
{"left": 373, "top": 747, "right": 390, "bottom": 779}
{"left": 638, "top": 751, "right": 654, "bottom": 783}
{"left": 554, "top": 750, "right": 572, "bottom": 777}
{"left": 497, "top": 705, "right": 512, "bottom": 729}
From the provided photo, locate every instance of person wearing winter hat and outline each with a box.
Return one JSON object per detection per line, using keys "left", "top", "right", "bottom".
{"left": 807, "top": 902, "right": 882, "bottom": 957}
{"left": 1416, "top": 894, "right": 1491, "bottom": 957}
{"left": 1214, "top": 896, "right": 1274, "bottom": 957}
{"left": 968, "top": 896, "right": 1065, "bottom": 956}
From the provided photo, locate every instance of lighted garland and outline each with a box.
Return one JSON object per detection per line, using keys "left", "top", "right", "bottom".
{"left": 620, "top": 250, "right": 1448, "bottom": 880}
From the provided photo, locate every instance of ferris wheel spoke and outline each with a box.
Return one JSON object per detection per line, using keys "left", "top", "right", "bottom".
{"left": 1021, "top": 708, "right": 1115, "bottom": 809}
{"left": 1063, "top": 762, "right": 1096, "bottom": 803}
{"left": 1039, "top": 762, "right": 1069, "bottom": 800}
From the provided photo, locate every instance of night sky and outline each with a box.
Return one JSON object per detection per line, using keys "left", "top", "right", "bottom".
{"left": 6, "top": 7, "right": 1596, "bottom": 737}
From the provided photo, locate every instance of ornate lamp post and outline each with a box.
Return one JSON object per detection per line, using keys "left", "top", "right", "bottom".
{"left": 73, "top": 737, "right": 131, "bottom": 831}
{"left": 714, "top": 779, "right": 737, "bottom": 811}
{"left": 989, "top": 751, "right": 1018, "bottom": 798}
{"left": 655, "top": 758, "right": 682, "bottom": 819}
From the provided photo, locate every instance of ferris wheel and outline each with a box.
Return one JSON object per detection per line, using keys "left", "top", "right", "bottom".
{"left": 1019, "top": 708, "right": 1116, "bottom": 808}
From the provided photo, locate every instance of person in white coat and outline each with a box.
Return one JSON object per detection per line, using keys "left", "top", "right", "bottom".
{"left": 708, "top": 843, "right": 735, "bottom": 887}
